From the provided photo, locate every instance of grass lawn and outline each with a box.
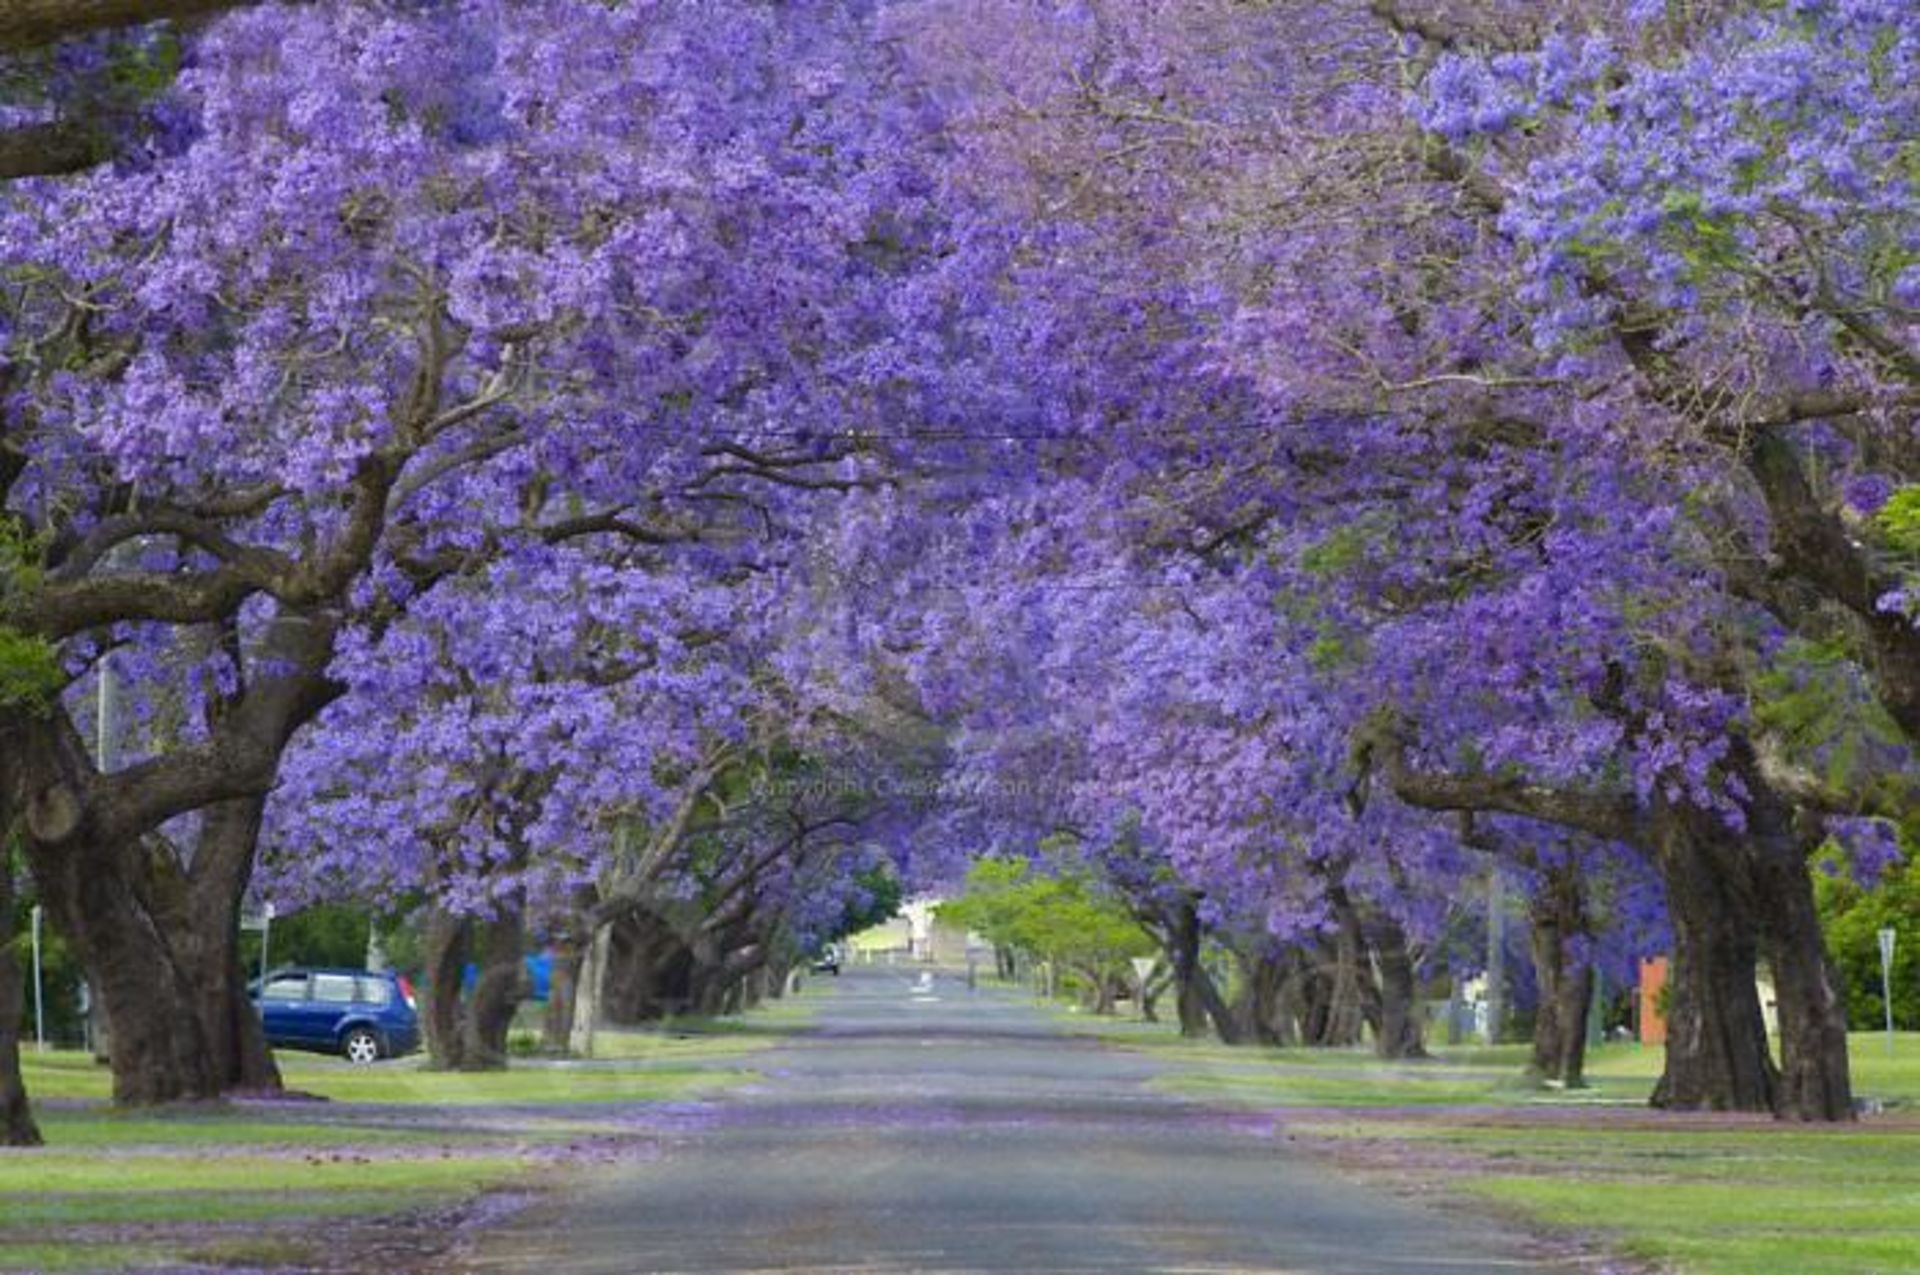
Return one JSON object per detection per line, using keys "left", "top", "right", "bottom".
{"left": 19, "top": 1020, "right": 780, "bottom": 1107}
{"left": 19, "top": 1051, "right": 745, "bottom": 1105}
{"left": 2, "top": 1000, "right": 804, "bottom": 1273}
{"left": 1068, "top": 1006, "right": 1920, "bottom": 1108}
{"left": 0, "top": 1097, "right": 535, "bottom": 1272}
{"left": 1284, "top": 1116, "right": 1920, "bottom": 1275}
{"left": 1131, "top": 1026, "right": 1920, "bottom": 1275}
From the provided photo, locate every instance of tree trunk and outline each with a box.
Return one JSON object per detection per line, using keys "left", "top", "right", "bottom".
{"left": 605, "top": 915, "right": 691, "bottom": 1023}
{"left": 0, "top": 864, "right": 43, "bottom": 1146}
{"left": 1297, "top": 952, "right": 1334, "bottom": 1045}
{"left": 543, "top": 936, "right": 584, "bottom": 1057}
{"left": 5, "top": 613, "right": 336, "bottom": 1109}
{"left": 1274, "top": 951, "right": 1315, "bottom": 1046}
{"left": 1092, "top": 970, "right": 1118, "bottom": 1015}
{"left": 422, "top": 908, "right": 472, "bottom": 1071}
{"left": 174, "top": 800, "right": 282, "bottom": 1094}
{"left": 42, "top": 836, "right": 280, "bottom": 1102}
{"left": 1139, "top": 968, "right": 1171, "bottom": 1023}
{"left": 1359, "top": 711, "right": 1846, "bottom": 1118}
{"left": 1163, "top": 899, "right": 1209, "bottom": 1037}
{"left": 1370, "top": 918, "right": 1429, "bottom": 1060}
{"left": 568, "top": 922, "right": 612, "bottom": 1058}
{"left": 685, "top": 931, "right": 729, "bottom": 1017}
{"left": 688, "top": 969, "right": 728, "bottom": 1018}
{"left": 1650, "top": 810, "right": 1778, "bottom": 1114}
{"left": 710, "top": 941, "right": 768, "bottom": 1019}
{"left": 1232, "top": 946, "right": 1298, "bottom": 1047}
{"left": 1750, "top": 805, "right": 1854, "bottom": 1121}
{"left": 27, "top": 831, "right": 223, "bottom": 1105}
{"left": 459, "top": 911, "right": 528, "bottom": 1072}
{"left": 1319, "top": 897, "right": 1370, "bottom": 1048}
{"left": 1163, "top": 896, "right": 1242, "bottom": 1043}
{"left": 1527, "top": 866, "right": 1592, "bottom": 1088}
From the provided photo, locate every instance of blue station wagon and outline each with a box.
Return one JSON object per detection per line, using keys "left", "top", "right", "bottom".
{"left": 252, "top": 968, "right": 422, "bottom": 1064}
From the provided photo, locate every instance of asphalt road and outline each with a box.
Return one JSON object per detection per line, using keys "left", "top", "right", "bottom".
{"left": 457, "top": 967, "right": 1559, "bottom": 1274}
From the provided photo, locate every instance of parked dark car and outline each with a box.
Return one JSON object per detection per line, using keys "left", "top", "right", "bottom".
{"left": 811, "top": 947, "right": 842, "bottom": 976}
{"left": 251, "top": 968, "right": 421, "bottom": 1064}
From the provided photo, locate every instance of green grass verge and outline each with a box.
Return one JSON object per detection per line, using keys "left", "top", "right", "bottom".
{"left": 272, "top": 1058, "right": 750, "bottom": 1105}
{"left": 1135, "top": 1029, "right": 1920, "bottom": 1275}
{"left": 2, "top": 1185, "right": 489, "bottom": 1228}
{"left": 4, "top": 995, "right": 810, "bottom": 1272}
{"left": 22, "top": 1045, "right": 759, "bottom": 1107}
{"left": 0, "top": 1243, "right": 171, "bottom": 1272}
{"left": 1388, "top": 1126, "right": 1920, "bottom": 1275}
{"left": 21, "top": 1054, "right": 736, "bottom": 1106}
{"left": 1159, "top": 1068, "right": 1652, "bottom": 1107}
{"left": 1142, "top": 1039, "right": 1659, "bottom": 1108}
{"left": 30, "top": 1108, "right": 482, "bottom": 1148}
{"left": 0, "top": 1153, "right": 523, "bottom": 1197}
{"left": 1116, "top": 1027, "right": 1920, "bottom": 1108}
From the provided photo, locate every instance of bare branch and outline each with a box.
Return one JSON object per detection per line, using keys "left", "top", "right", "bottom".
{"left": 0, "top": 0, "right": 255, "bottom": 53}
{"left": 1349, "top": 712, "right": 1644, "bottom": 844}
{"left": 0, "top": 119, "right": 100, "bottom": 180}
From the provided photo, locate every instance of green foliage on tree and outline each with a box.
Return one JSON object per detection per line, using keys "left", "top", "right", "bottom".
{"left": 1815, "top": 850, "right": 1919, "bottom": 1031}
{"left": 1875, "top": 486, "right": 1920, "bottom": 560}
{"left": 0, "top": 523, "right": 60, "bottom": 714}
{"left": 935, "top": 857, "right": 1032, "bottom": 947}
{"left": 0, "top": 627, "right": 60, "bottom": 713}
{"left": 939, "top": 857, "right": 1153, "bottom": 1008}
{"left": 5, "top": 849, "right": 84, "bottom": 1046}
{"left": 239, "top": 904, "right": 382, "bottom": 975}
{"left": 1753, "top": 639, "right": 1915, "bottom": 810}
{"left": 829, "top": 866, "right": 903, "bottom": 944}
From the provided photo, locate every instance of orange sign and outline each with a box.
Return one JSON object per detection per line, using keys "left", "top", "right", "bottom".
{"left": 1639, "top": 957, "right": 1670, "bottom": 1046}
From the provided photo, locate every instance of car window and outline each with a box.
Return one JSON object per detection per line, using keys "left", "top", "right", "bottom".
{"left": 263, "top": 975, "right": 309, "bottom": 1001}
{"left": 355, "top": 978, "right": 392, "bottom": 1007}
{"left": 312, "top": 974, "right": 358, "bottom": 1004}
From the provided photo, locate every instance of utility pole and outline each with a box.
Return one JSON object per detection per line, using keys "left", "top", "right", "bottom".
{"left": 366, "top": 917, "right": 387, "bottom": 972}
{"left": 1881, "top": 928, "right": 1899, "bottom": 1059}
{"left": 257, "top": 903, "right": 274, "bottom": 985}
{"left": 89, "top": 618, "right": 125, "bottom": 1063}
{"left": 1485, "top": 868, "right": 1505, "bottom": 1046}
{"left": 29, "top": 905, "right": 44, "bottom": 1052}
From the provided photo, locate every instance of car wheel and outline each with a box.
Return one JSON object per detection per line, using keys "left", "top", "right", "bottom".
{"left": 342, "top": 1027, "right": 382, "bottom": 1065}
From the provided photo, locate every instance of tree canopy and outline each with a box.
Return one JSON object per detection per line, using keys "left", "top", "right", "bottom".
{"left": 0, "top": 0, "right": 1915, "bottom": 1136}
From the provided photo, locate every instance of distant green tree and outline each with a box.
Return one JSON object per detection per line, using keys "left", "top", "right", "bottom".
{"left": 1815, "top": 853, "right": 1919, "bottom": 1031}
{"left": 6, "top": 857, "right": 84, "bottom": 1048}
{"left": 939, "top": 857, "right": 1153, "bottom": 1012}
{"left": 240, "top": 904, "right": 379, "bottom": 975}
{"left": 830, "top": 867, "right": 904, "bottom": 944}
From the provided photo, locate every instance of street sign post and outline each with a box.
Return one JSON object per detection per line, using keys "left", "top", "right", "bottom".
{"left": 242, "top": 902, "right": 277, "bottom": 985}
{"left": 1880, "top": 928, "right": 1899, "bottom": 1058}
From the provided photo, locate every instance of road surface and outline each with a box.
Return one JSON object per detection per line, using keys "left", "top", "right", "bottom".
{"left": 457, "top": 967, "right": 1558, "bottom": 1274}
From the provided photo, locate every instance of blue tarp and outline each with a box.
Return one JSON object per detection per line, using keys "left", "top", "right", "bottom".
{"left": 460, "top": 953, "right": 553, "bottom": 1002}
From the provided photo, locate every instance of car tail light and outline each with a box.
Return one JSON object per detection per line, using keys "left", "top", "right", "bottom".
{"left": 398, "top": 975, "right": 417, "bottom": 1010}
